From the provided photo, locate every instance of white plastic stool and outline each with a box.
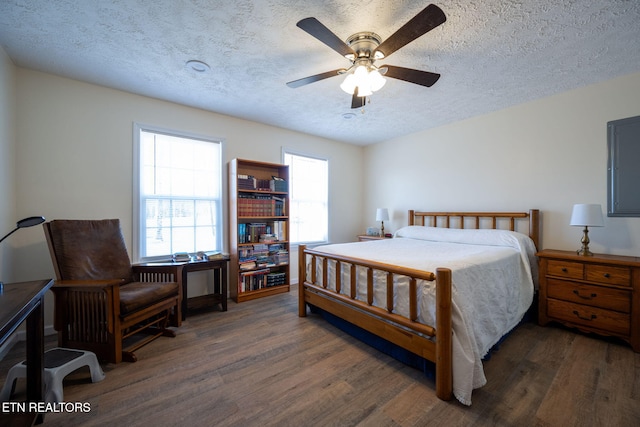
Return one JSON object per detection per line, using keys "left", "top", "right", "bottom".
{"left": 1, "top": 347, "right": 105, "bottom": 403}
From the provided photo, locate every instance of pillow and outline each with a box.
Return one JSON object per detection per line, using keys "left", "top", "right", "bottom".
{"left": 394, "top": 226, "right": 539, "bottom": 285}
{"left": 394, "top": 225, "right": 533, "bottom": 251}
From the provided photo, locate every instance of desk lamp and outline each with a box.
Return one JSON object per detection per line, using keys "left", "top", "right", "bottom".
{"left": 0, "top": 216, "right": 46, "bottom": 290}
{"left": 376, "top": 208, "right": 389, "bottom": 237}
{"left": 569, "top": 204, "right": 603, "bottom": 256}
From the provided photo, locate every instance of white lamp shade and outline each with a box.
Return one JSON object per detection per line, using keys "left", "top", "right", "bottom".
{"left": 340, "top": 74, "right": 357, "bottom": 94}
{"left": 570, "top": 204, "right": 604, "bottom": 227}
{"left": 369, "top": 69, "right": 386, "bottom": 92}
{"left": 376, "top": 208, "right": 389, "bottom": 222}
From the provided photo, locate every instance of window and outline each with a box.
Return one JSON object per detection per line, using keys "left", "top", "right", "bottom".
{"left": 283, "top": 151, "right": 328, "bottom": 244}
{"left": 134, "top": 124, "right": 223, "bottom": 261}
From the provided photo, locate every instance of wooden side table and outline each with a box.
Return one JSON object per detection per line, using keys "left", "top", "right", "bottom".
{"left": 136, "top": 257, "right": 228, "bottom": 319}
{"left": 537, "top": 249, "right": 640, "bottom": 352}
{"left": 181, "top": 258, "right": 228, "bottom": 316}
{"left": 0, "top": 279, "right": 54, "bottom": 424}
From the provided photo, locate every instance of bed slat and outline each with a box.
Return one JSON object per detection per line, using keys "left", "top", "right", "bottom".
{"left": 410, "top": 278, "right": 417, "bottom": 322}
{"left": 367, "top": 268, "right": 374, "bottom": 306}
{"left": 350, "top": 264, "right": 356, "bottom": 299}
{"left": 386, "top": 272, "right": 393, "bottom": 313}
{"left": 322, "top": 257, "right": 328, "bottom": 289}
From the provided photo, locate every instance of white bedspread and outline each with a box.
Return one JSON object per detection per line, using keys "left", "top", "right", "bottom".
{"left": 310, "top": 226, "right": 538, "bottom": 405}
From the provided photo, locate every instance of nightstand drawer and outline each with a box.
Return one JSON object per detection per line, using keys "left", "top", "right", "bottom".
{"left": 547, "top": 299, "right": 630, "bottom": 335}
{"left": 547, "top": 260, "right": 583, "bottom": 279}
{"left": 546, "top": 278, "right": 631, "bottom": 312}
{"left": 585, "top": 264, "right": 631, "bottom": 286}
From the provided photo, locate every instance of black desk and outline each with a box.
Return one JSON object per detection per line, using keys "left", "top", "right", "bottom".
{"left": 136, "top": 258, "right": 228, "bottom": 320}
{"left": 0, "top": 279, "right": 54, "bottom": 425}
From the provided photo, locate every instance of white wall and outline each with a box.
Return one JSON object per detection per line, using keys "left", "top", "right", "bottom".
{"left": 364, "top": 72, "right": 640, "bottom": 257}
{"left": 7, "top": 62, "right": 640, "bottom": 334}
{"left": 9, "top": 68, "right": 364, "bottom": 327}
{"left": 0, "top": 48, "right": 17, "bottom": 282}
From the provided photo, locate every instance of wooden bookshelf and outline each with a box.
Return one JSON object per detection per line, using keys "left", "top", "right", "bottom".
{"left": 228, "top": 159, "right": 290, "bottom": 302}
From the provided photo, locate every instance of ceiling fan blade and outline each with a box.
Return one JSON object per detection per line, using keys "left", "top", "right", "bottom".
{"left": 383, "top": 65, "right": 440, "bottom": 87}
{"left": 374, "top": 4, "right": 446, "bottom": 59}
{"left": 297, "top": 17, "right": 356, "bottom": 58}
{"left": 286, "top": 69, "right": 345, "bottom": 88}
{"left": 351, "top": 87, "right": 366, "bottom": 109}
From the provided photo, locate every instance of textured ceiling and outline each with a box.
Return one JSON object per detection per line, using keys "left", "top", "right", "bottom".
{"left": 1, "top": 0, "right": 639, "bottom": 145}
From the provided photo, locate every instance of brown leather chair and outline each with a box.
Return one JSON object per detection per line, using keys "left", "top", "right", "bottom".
{"left": 43, "top": 219, "right": 182, "bottom": 363}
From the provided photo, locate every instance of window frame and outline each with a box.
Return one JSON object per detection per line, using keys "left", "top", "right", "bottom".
{"left": 282, "top": 148, "right": 329, "bottom": 246}
{"left": 133, "top": 123, "right": 224, "bottom": 262}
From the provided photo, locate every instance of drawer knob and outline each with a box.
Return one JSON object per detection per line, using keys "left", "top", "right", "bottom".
{"left": 572, "top": 310, "right": 597, "bottom": 321}
{"left": 561, "top": 268, "right": 568, "bottom": 273}
{"left": 603, "top": 273, "right": 610, "bottom": 278}
{"left": 573, "top": 290, "right": 596, "bottom": 300}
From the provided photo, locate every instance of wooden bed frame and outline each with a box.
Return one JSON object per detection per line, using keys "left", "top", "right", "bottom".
{"left": 298, "top": 209, "right": 540, "bottom": 401}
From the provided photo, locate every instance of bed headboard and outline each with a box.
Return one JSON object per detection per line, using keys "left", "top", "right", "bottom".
{"left": 408, "top": 209, "right": 540, "bottom": 250}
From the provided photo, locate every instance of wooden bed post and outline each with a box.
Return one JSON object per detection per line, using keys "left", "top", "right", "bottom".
{"left": 529, "top": 209, "right": 540, "bottom": 249}
{"left": 435, "top": 267, "right": 453, "bottom": 401}
{"left": 298, "top": 244, "right": 307, "bottom": 317}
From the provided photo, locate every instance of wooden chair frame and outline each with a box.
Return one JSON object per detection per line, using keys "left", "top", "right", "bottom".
{"left": 44, "top": 222, "right": 183, "bottom": 363}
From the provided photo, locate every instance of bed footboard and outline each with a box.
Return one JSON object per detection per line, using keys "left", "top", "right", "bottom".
{"left": 298, "top": 244, "right": 453, "bottom": 400}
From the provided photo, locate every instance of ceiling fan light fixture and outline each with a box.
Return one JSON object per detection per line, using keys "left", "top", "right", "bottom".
{"left": 357, "top": 85, "right": 373, "bottom": 97}
{"left": 369, "top": 69, "right": 386, "bottom": 91}
{"left": 340, "top": 73, "right": 357, "bottom": 94}
{"left": 353, "top": 64, "right": 368, "bottom": 79}
{"left": 340, "top": 64, "right": 385, "bottom": 96}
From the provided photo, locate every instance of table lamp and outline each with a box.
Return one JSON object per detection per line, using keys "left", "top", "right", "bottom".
{"left": 569, "top": 204, "right": 603, "bottom": 256}
{"left": 0, "top": 216, "right": 45, "bottom": 290}
{"left": 376, "top": 208, "right": 389, "bottom": 237}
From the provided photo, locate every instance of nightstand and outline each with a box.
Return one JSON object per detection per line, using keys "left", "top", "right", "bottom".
{"left": 357, "top": 235, "right": 388, "bottom": 241}
{"left": 537, "top": 249, "right": 640, "bottom": 352}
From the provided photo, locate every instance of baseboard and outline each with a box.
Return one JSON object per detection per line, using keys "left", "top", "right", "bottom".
{"left": 0, "top": 324, "right": 56, "bottom": 361}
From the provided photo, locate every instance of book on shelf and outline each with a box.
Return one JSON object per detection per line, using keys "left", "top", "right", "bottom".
{"left": 239, "top": 260, "right": 257, "bottom": 271}
{"left": 237, "top": 174, "right": 256, "bottom": 190}
{"left": 239, "top": 268, "right": 272, "bottom": 292}
{"left": 270, "top": 176, "right": 288, "bottom": 192}
{"left": 237, "top": 194, "right": 285, "bottom": 217}
{"left": 237, "top": 243, "right": 288, "bottom": 267}
{"left": 238, "top": 221, "right": 287, "bottom": 244}
{"left": 267, "top": 272, "right": 287, "bottom": 287}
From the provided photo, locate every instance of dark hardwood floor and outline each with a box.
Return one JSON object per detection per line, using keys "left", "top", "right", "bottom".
{"left": 1, "top": 287, "right": 639, "bottom": 426}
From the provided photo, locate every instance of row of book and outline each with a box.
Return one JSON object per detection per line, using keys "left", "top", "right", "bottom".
{"left": 237, "top": 194, "right": 285, "bottom": 217}
{"left": 239, "top": 270, "right": 287, "bottom": 292}
{"left": 238, "top": 222, "right": 286, "bottom": 243}
{"left": 238, "top": 243, "right": 288, "bottom": 270}
{"left": 237, "top": 174, "right": 287, "bottom": 192}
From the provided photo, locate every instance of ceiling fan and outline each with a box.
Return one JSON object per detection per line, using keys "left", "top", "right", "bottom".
{"left": 286, "top": 4, "right": 446, "bottom": 109}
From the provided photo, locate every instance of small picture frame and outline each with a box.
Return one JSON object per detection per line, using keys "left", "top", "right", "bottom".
{"left": 366, "top": 227, "right": 379, "bottom": 236}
